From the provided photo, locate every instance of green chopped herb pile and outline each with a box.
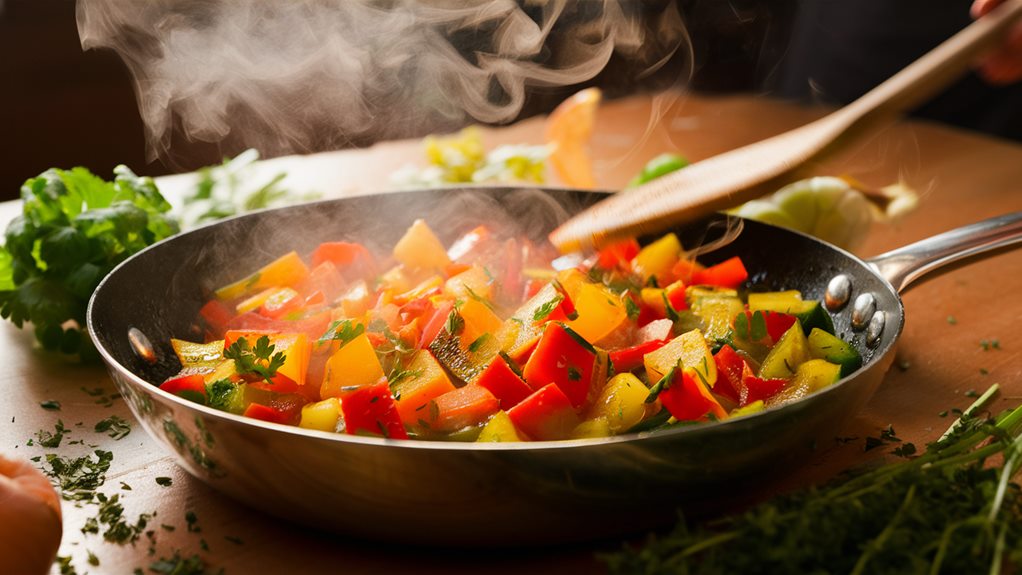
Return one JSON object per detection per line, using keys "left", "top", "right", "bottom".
{"left": 602, "top": 385, "right": 1022, "bottom": 574}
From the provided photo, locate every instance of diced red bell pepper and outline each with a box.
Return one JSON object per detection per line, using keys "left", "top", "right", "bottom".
{"left": 310, "top": 241, "right": 376, "bottom": 281}
{"left": 446, "top": 225, "right": 491, "bottom": 261}
{"left": 664, "top": 280, "right": 688, "bottom": 313}
{"left": 595, "top": 238, "right": 640, "bottom": 272}
{"left": 160, "top": 374, "right": 208, "bottom": 402}
{"left": 507, "top": 383, "right": 580, "bottom": 441}
{"left": 691, "top": 256, "right": 748, "bottom": 289}
{"left": 425, "top": 385, "right": 500, "bottom": 434}
{"left": 711, "top": 344, "right": 745, "bottom": 404}
{"left": 734, "top": 310, "right": 799, "bottom": 345}
{"left": 545, "top": 280, "right": 579, "bottom": 322}
{"left": 658, "top": 367, "right": 728, "bottom": 422}
{"left": 609, "top": 339, "right": 668, "bottom": 373}
{"left": 227, "top": 310, "right": 332, "bottom": 343}
{"left": 522, "top": 322, "right": 598, "bottom": 409}
{"left": 475, "top": 356, "right": 533, "bottom": 410}
{"left": 243, "top": 402, "right": 291, "bottom": 425}
{"left": 739, "top": 364, "right": 788, "bottom": 406}
{"left": 340, "top": 381, "right": 409, "bottom": 439}
{"left": 671, "top": 258, "right": 704, "bottom": 284}
{"left": 199, "top": 299, "right": 235, "bottom": 337}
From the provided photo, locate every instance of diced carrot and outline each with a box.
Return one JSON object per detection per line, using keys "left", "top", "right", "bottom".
{"left": 425, "top": 385, "right": 499, "bottom": 434}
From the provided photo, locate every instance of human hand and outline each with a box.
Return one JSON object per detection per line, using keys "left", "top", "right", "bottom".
{"left": 971, "top": 0, "right": 1022, "bottom": 84}
{"left": 0, "top": 454, "right": 63, "bottom": 575}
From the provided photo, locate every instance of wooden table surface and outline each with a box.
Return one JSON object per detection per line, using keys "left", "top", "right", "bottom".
{"left": 3, "top": 92, "right": 1021, "bottom": 574}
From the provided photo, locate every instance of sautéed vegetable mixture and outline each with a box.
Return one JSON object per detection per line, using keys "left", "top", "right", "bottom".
{"left": 161, "top": 219, "right": 862, "bottom": 441}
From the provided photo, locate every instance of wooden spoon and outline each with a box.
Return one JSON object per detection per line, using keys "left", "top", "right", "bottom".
{"left": 549, "top": 0, "right": 1022, "bottom": 252}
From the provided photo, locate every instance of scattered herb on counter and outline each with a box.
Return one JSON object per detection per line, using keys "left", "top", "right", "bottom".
{"left": 185, "top": 511, "right": 201, "bottom": 533}
{"left": 40, "top": 400, "right": 61, "bottom": 411}
{"left": 224, "top": 535, "right": 244, "bottom": 546}
{"left": 43, "top": 449, "right": 113, "bottom": 502}
{"left": 147, "top": 550, "right": 215, "bottom": 575}
{"left": 36, "top": 420, "right": 69, "bottom": 448}
{"left": 981, "top": 339, "right": 1002, "bottom": 351}
{"left": 56, "top": 555, "right": 79, "bottom": 575}
{"left": 601, "top": 385, "right": 1022, "bottom": 574}
{"left": 120, "top": 481, "right": 132, "bottom": 490}
{"left": 95, "top": 415, "right": 132, "bottom": 440}
{"left": 87, "top": 550, "right": 100, "bottom": 567}
{"left": 0, "top": 165, "right": 179, "bottom": 359}
{"left": 981, "top": 368, "right": 990, "bottom": 376}
{"left": 946, "top": 315, "right": 957, "bottom": 325}
{"left": 155, "top": 477, "right": 173, "bottom": 487}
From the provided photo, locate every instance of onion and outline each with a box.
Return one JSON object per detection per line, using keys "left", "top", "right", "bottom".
{"left": 0, "top": 454, "right": 63, "bottom": 575}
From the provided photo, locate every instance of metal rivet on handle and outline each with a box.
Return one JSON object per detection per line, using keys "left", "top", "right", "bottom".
{"left": 866, "top": 311, "right": 886, "bottom": 346}
{"left": 128, "top": 327, "right": 157, "bottom": 364}
{"left": 851, "top": 293, "right": 876, "bottom": 330}
{"left": 825, "top": 274, "right": 851, "bottom": 311}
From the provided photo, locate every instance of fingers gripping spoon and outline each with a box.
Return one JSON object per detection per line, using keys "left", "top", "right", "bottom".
{"left": 549, "top": 0, "right": 1022, "bottom": 253}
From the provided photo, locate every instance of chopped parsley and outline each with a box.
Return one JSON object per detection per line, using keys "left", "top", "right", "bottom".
{"left": 95, "top": 415, "right": 132, "bottom": 440}
{"left": 532, "top": 294, "right": 564, "bottom": 322}
{"left": 40, "top": 400, "right": 62, "bottom": 411}
{"left": 42, "top": 449, "right": 113, "bottom": 501}
{"left": 155, "top": 476, "right": 173, "bottom": 487}
{"left": 36, "top": 419, "right": 69, "bottom": 448}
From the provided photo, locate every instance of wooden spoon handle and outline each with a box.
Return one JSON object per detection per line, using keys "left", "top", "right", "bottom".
{"left": 550, "top": 0, "right": 1022, "bottom": 252}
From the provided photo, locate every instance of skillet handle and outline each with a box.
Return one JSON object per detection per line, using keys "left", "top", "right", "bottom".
{"left": 866, "top": 212, "right": 1022, "bottom": 293}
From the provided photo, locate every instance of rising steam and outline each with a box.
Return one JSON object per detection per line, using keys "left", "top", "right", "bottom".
{"left": 76, "top": 0, "right": 690, "bottom": 164}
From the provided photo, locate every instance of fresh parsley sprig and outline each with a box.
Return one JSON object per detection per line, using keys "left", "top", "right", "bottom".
{"left": 223, "top": 335, "right": 286, "bottom": 385}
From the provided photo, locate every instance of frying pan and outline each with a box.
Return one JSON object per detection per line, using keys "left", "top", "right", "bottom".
{"left": 86, "top": 188, "right": 1022, "bottom": 545}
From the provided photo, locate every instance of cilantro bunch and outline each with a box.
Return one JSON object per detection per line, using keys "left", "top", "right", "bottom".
{"left": 0, "top": 166, "right": 179, "bottom": 358}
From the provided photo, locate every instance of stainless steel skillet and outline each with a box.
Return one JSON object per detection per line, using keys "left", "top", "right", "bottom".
{"left": 86, "top": 187, "right": 1022, "bottom": 545}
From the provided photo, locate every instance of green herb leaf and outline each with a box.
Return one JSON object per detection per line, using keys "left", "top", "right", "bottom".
{"left": 317, "top": 319, "right": 365, "bottom": 347}
{"left": 94, "top": 415, "right": 131, "bottom": 440}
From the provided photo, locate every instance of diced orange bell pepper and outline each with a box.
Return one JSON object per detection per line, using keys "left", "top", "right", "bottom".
{"left": 522, "top": 322, "right": 599, "bottom": 409}
{"left": 297, "top": 260, "right": 347, "bottom": 303}
{"left": 507, "top": 383, "right": 579, "bottom": 441}
{"left": 392, "top": 350, "right": 457, "bottom": 426}
{"left": 199, "top": 300, "right": 235, "bottom": 337}
{"left": 310, "top": 241, "right": 376, "bottom": 280}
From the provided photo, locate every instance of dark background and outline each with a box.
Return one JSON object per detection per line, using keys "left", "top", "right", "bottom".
{"left": 1, "top": 0, "right": 1018, "bottom": 202}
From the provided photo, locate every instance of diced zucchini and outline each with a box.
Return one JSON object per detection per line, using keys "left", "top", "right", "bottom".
{"left": 758, "top": 323, "right": 811, "bottom": 380}
{"left": 644, "top": 329, "right": 717, "bottom": 388}
{"left": 807, "top": 328, "right": 862, "bottom": 377}
{"left": 690, "top": 295, "right": 744, "bottom": 351}
{"left": 748, "top": 290, "right": 835, "bottom": 335}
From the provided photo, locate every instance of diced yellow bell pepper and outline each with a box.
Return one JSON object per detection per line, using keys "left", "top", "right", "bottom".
{"left": 588, "top": 372, "right": 650, "bottom": 433}
{"left": 631, "top": 233, "right": 682, "bottom": 284}
{"left": 499, "top": 283, "right": 557, "bottom": 361}
{"left": 299, "top": 397, "right": 342, "bottom": 432}
{"left": 747, "top": 290, "right": 804, "bottom": 313}
{"left": 235, "top": 288, "right": 277, "bottom": 314}
{"left": 393, "top": 219, "right": 451, "bottom": 270}
{"left": 378, "top": 265, "right": 413, "bottom": 294}
{"left": 171, "top": 339, "right": 224, "bottom": 369}
{"left": 215, "top": 251, "right": 310, "bottom": 301}
{"left": 222, "top": 331, "right": 311, "bottom": 388}
{"left": 476, "top": 411, "right": 523, "bottom": 442}
{"left": 444, "top": 265, "right": 494, "bottom": 302}
{"left": 730, "top": 400, "right": 765, "bottom": 418}
{"left": 644, "top": 328, "right": 717, "bottom": 388}
{"left": 564, "top": 282, "right": 627, "bottom": 344}
{"left": 397, "top": 275, "right": 444, "bottom": 305}
{"left": 203, "top": 359, "right": 238, "bottom": 384}
{"left": 571, "top": 417, "right": 612, "bottom": 439}
{"left": 320, "top": 333, "right": 385, "bottom": 399}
